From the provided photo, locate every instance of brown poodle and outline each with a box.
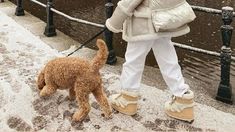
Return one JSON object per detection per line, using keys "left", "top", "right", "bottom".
{"left": 37, "top": 39, "right": 112, "bottom": 121}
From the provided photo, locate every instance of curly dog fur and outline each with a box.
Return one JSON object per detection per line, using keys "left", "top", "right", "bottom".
{"left": 37, "top": 39, "right": 112, "bottom": 121}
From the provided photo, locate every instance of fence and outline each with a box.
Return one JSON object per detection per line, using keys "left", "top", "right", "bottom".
{"left": 0, "top": 0, "right": 234, "bottom": 104}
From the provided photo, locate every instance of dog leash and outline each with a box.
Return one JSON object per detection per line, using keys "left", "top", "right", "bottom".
{"left": 66, "top": 27, "right": 107, "bottom": 57}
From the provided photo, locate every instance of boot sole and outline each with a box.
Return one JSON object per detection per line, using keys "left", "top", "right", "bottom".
{"left": 166, "top": 112, "right": 194, "bottom": 123}
{"left": 165, "top": 108, "right": 194, "bottom": 123}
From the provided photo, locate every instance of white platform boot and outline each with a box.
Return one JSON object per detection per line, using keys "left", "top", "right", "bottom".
{"left": 165, "top": 90, "right": 195, "bottom": 123}
{"left": 110, "top": 90, "right": 139, "bottom": 115}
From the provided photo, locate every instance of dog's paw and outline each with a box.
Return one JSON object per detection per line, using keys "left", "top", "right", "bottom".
{"left": 39, "top": 90, "right": 48, "bottom": 97}
{"left": 101, "top": 110, "right": 113, "bottom": 120}
{"left": 39, "top": 89, "right": 52, "bottom": 97}
{"left": 105, "top": 106, "right": 113, "bottom": 118}
{"left": 39, "top": 86, "right": 56, "bottom": 97}
{"left": 72, "top": 112, "right": 86, "bottom": 122}
{"left": 101, "top": 113, "right": 113, "bottom": 121}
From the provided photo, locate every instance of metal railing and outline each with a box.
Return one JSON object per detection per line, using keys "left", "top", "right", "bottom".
{"left": 1, "top": 0, "right": 234, "bottom": 104}
{"left": 10, "top": 0, "right": 117, "bottom": 64}
{"left": 191, "top": 5, "right": 234, "bottom": 104}
{"left": 28, "top": 0, "right": 235, "bottom": 63}
{"left": 31, "top": 0, "right": 105, "bottom": 28}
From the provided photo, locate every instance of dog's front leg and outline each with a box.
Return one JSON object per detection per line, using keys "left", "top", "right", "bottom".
{"left": 72, "top": 80, "right": 91, "bottom": 121}
{"left": 72, "top": 93, "right": 91, "bottom": 122}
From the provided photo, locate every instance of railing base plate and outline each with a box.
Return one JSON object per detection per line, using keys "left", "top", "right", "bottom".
{"left": 44, "top": 26, "right": 57, "bottom": 37}
{"left": 15, "top": 7, "right": 25, "bottom": 16}
{"left": 216, "top": 83, "right": 233, "bottom": 104}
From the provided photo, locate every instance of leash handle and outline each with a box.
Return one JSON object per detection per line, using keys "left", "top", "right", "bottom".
{"left": 67, "top": 28, "right": 107, "bottom": 57}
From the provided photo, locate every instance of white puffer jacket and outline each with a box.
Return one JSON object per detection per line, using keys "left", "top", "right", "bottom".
{"left": 106, "top": 0, "right": 196, "bottom": 42}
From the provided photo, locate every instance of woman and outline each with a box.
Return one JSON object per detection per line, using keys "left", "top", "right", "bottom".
{"left": 105, "top": 0, "right": 196, "bottom": 122}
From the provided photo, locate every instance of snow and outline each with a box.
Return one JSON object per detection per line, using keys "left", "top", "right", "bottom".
{"left": 222, "top": 6, "right": 234, "bottom": 11}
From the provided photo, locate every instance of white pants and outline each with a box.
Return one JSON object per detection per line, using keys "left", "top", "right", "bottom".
{"left": 120, "top": 37, "right": 189, "bottom": 97}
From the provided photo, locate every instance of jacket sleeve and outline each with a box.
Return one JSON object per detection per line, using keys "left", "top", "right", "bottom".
{"left": 105, "top": 0, "right": 143, "bottom": 33}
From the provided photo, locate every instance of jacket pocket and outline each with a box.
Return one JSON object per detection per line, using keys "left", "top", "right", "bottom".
{"left": 131, "top": 16, "right": 150, "bottom": 36}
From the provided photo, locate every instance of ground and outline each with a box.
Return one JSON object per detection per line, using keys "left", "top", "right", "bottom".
{"left": 0, "top": 1, "right": 235, "bottom": 132}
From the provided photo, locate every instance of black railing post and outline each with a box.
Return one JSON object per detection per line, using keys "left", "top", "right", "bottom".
{"left": 44, "top": 0, "right": 56, "bottom": 37}
{"left": 15, "top": 0, "right": 25, "bottom": 16}
{"left": 216, "top": 7, "right": 234, "bottom": 104}
{"left": 104, "top": 0, "right": 117, "bottom": 65}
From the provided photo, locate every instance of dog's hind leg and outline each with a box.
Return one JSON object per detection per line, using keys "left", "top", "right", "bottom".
{"left": 37, "top": 70, "right": 45, "bottom": 90}
{"left": 92, "top": 84, "right": 112, "bottom": 119}
{"left": 72, "top": 81, "right": 91, "bottom": 121}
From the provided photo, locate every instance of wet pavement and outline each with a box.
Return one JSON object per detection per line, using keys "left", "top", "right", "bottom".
{"left": 1, "top": 1, "right": 235, "bottom": 132}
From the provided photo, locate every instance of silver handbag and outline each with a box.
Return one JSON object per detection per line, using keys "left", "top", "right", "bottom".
{"left": 151, "top": 0, "right": 196, "bottom": 32}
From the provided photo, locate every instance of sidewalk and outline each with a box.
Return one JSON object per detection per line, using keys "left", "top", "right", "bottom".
{"left": 0, "top": 1, "right": 235, "bottom": 131}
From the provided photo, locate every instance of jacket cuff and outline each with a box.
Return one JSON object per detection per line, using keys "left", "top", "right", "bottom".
{"left": 105, "top": 6, "right": 129, "bottom": 33}
{"left": 106, "top": 19, "right": 122, "bottom": 33}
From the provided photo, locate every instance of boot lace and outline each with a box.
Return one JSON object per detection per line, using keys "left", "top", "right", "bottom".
{"left": 170, "top": 95, "right": 176, "bottom": 105}
{"left": 112, "top": 94, "right": 137, "bottom": 108}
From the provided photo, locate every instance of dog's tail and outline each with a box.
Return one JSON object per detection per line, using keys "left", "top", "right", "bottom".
{"left": 91, "top": 39, "right": 108, "bottom": 72}
{"left": 37, "top": 69, "right": 45, "bottom": 90}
